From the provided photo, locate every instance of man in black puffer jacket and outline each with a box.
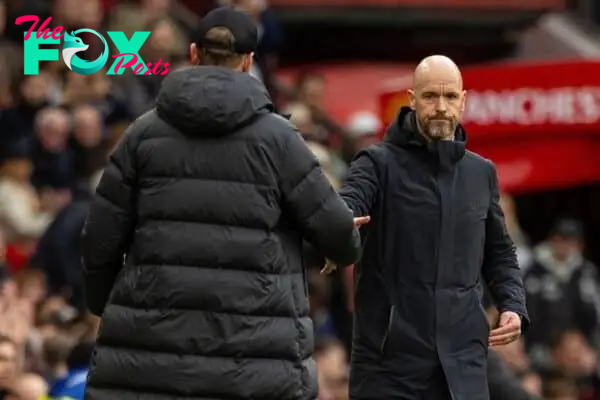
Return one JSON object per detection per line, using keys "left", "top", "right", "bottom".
{"left": 82, "top": 6, "right": 364, "bottom": 400}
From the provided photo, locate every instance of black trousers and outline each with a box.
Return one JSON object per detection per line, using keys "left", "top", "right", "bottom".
{"left": 421, "top": 366, "right": 452, "bottom": 400}
{"left": 351, "top": 366, "right": 452, "bottom": 400}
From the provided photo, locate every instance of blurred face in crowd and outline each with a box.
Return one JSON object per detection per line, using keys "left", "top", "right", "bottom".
{"left": 6, "top": 373, "right": 48, "bottom": 400}
{"left": 286, "top": 102, "right": 315, "bottom": 135}
{"left": 316, "top": 343, "right": 349, "bottom": 400}
{"left": 79, "top": 0, "right": 103, "bottom": 29}
{"left": 20, "top": 74, "right": 50, "bottom": 107}
{"left": 0, "top": 340, "right": 18, "bottom": 387}
{"left": 65, "top": 72, "right": 87, "bottom": 93}
{"left": 409, "top": 55, "right": 466, "bottom": 141}
{"left": 550, "top": 235, "right": 582, "bottom": 262}
{"left": 551, "top": 330, "right": 597, "bottom": 377}
{"left": 520, "top": 371, "right": 542, "bottom": 397}
{"left": 15, "top": 270, "right": 47, "bottom": 306}
{"left": 35, "top": 108, "right": 71, "bottom": 153}
{"left": 54, "top": 0, "right": 83, "bottom": 28}
{"left": 298, "top": 75, "right": 325, "bottom": 109}
{"left": 73, "top": 106, "right": 103, "bottom": 148}
{"left": 142, "top": 0, "right": 171, "bottom": 20}
{"left": 147, "top": 20, "right": 177, "bottom": 60}
{"left": 544, "top": 377, "right": 579, "bottom": 400}
{"left": 0, "top": 158, "right": 33, "bottom": 183}
{"left": 64, "top": 72, "right": 109, "bottom": 104}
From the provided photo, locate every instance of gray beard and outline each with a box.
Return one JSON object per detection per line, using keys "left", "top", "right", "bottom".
{"left": 426, "top": 121, "right": 455, "bottom": 141}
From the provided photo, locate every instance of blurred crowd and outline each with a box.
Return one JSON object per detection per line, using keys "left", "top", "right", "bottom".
{"left": 0, "top": 0, "right": 599, "bottom": 399}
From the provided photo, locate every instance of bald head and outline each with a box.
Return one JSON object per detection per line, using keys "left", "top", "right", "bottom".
{"left": 408, "top": 55, "right": 466, "bottom": 141}
{"left": 413, "top": 55, "right": 463, "bottom": 90}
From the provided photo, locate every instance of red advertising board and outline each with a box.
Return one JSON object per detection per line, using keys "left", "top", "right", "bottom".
{"left": 379, "top": 60, "right": 600, "bottom": 193}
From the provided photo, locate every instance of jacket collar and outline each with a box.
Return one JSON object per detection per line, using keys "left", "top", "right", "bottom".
{"left": 383, "top": 106, "right": 467, "bottom": 170}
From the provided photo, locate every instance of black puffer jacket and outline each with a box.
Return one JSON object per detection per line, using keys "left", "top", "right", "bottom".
{"left": 82, "top": 66, "right": 361, "bottom": 400}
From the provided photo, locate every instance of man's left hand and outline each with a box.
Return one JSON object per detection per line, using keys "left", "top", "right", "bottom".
{"left": 489, "top": 311, "right": 521, "bottom": 347}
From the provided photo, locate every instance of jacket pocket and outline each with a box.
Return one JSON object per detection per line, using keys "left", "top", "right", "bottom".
{"left": 380, "top": 305, "right": 395, "bottom": 355}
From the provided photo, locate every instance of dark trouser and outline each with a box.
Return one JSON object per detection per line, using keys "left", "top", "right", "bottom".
{"left": 421, "top": 366, "right": 452, "bottom": 400}
{"left": 350, "top": 366, "right": 452, "bottom": 400}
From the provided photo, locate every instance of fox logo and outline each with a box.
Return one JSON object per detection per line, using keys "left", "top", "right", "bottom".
{"left": 62, "top": 29, "right": 108, "bottom": 75}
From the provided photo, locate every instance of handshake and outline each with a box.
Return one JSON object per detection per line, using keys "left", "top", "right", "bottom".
{"left": 321, "top": 215, "right": 370, "bottom": 274}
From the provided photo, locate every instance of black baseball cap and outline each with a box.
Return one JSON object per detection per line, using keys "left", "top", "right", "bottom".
{"left": 193, "top": 6, "right": 258, "bottom": 54}
{"left": 550, "top": 218, "right": 584, "bottom": 240}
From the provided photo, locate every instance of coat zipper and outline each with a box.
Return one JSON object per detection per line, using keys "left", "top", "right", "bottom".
{"left": 380, "top": 305, "right": 395, "bottom": 354}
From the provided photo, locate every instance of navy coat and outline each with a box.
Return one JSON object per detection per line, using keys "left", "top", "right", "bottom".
{"left": 339, "top": 107, "right": 529, "bottom": 400}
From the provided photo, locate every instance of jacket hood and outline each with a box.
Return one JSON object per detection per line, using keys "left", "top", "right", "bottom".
{"left": 383, "top": 106, "right": 467, "bottom": 168}
{"left": 156, "top": 66, "right": 273, "bottom": 136}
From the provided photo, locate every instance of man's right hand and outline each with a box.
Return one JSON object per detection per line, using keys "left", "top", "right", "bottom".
{"left": 320, "top": 216, "right": 370, "bottom": 274}
{"left": 353, "top": 216, "right": 370, "bottom": 227}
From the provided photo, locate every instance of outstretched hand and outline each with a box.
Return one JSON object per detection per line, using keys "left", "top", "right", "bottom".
{"left": 353, "top": 216, "right": 370, "bottom": 228}
{"left": 320, "top": 216, "right": 370, "bottom": 275}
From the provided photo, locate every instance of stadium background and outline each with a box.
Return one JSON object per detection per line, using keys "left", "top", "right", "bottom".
{"left": 1, "top": 0, "right": 600, "bottom": 398}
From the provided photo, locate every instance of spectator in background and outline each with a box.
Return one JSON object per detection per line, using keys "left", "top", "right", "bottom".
{"left": 61, "top": 72, "right": 109, "bottom": 109}
{"left": 306, "top": 141, "right": 340, "bottom": 189}
{"left": 30, "top": 185, "right": 92, "bottom": 312}
{"left": 30, "top": 107, "right": 76, "bottom": 194}
{"left": 494, "top": 338, "right": 535, "bottom": 381}
{"left": 524, "top": 219, "right": 600, "bottom": 368}
{"left": 227, "top": 0, "right": 283, "bottom": 101}
{"left": 41, "top": 322, "right": 76, "bottom": 380}
{"left": 292, "top": 70, "right": 355, "bottom": 158}
{"left": 71, "top": 105, "right": 109, "bottom": 184}
{"left": 113, "top": 17, "right": 185, "bottom": 117}
{"left": 295, "top": 71, "right": 332, "bottom": 137}
{"left": 1, "top": 73, "right": 53, "bottom": 151}
{"left": 0, "top": 0, "right": 23, "bottom": 104}
{"left": 549, "top": 330, "right": 598, "bottom": 399}
{"left": 488, "top": 350, "right": 542, "bottom": 400}
{"left": 521, "top": 371, "right": 543, "bottom": 398}
{"left": 107, "top": 0, "right": 187, "bottom": 118}
{"left": 0, "top": 335, "right": 18, "bottom": 397}
{"left": 48, "top": 341, "right": 93, "bottom": 399}
{"left": 0, "top": 140, "right": 53, "bottom": 246}
{"left": 314, "top": 338, "right": 349, "bottom": 400}
{"left": 284, "top": 101, "right": 327, "bottom": 143}
{"left": 297, "top": 70, "right": 326, "bottom": 110}
{"left": 542, "top": 371, "right": 580, "bottom": 400}
{"left": 5, "top": 373, "right": 48, "bottom": 400}
{"left": 106, "top": 0, "right": 181, "bottom": 42}
{"left": 346, "top": 111, "right": 382, "bottom": 153}
{"left": 284, "top": 103, "right": 347, "bottom": 180}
